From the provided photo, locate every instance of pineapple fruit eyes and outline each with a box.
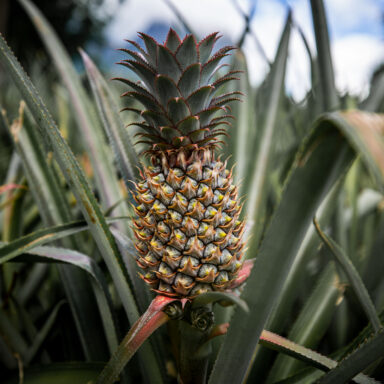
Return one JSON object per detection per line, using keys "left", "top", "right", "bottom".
{"left": 132, "top": 156, "right": 244, "bottom": 297}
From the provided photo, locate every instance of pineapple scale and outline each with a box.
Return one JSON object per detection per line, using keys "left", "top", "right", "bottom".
{"left": 133, "top": 150, "right": 245, "bottom": 297}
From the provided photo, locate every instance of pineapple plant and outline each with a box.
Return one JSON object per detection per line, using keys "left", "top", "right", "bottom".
{"left": 116, "top": 29, "right": 246, "bottom": 298}
{"left": 1, "top": 0, "right": 384, "bottom": 383}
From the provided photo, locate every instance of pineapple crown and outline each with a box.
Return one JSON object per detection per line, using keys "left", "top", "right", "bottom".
{"left": 115, "top": 28, "right": 242, "bottom": 155}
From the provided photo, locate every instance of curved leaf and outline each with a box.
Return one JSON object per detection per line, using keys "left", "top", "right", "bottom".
{"left": 22, "top": 246, "right": 119, "bottom": 355}
{"left": 338, "top": 111, "right": 384, "bottom": 187}
{"left": 95, "top": 296, "right": 178, "bottom": 384}
{"left": 314, "top": 219, "right": 382, "bottom": 332}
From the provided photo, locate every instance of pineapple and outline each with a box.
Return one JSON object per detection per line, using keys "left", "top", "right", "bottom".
{"left": 116, "top": 29, "right": 245, "bottom": 298}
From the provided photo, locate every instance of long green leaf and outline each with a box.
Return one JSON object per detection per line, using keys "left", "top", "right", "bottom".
{"left": 109, "top": 227, "right": 154, "bottom": 311}
{"left": 209, "top": 112, "right": 383, "bottom": 384}
{"left": 339, "top": 111, "right": 384, "bottom": 188}
{"left": 314, "top": 219, "right": 382, "bottom": 332}
{"left": 95, "top": 295, "right": 176, "bottom": 384}
{"left": 0, "top": 217, "right": 128, "bottom": 264}
{"left": 22, "top": 246, "right": 119, "bottom": 354}
{"left": 249, "top": 183, "right": 342, "bottom": 380}
{"left": 267, "top": 263, "right": 343, "bottom": 382}
{"left": 8, "top": 103, "right": 72, "bottom": 225}
{"left": 310, "top": 0, "right": 339, "bottom": 111}
{"left": 18, "top": 245, "right": 110, "bottom": 283}
{"left": 245, "top": 11, "right": 291, "bottom": 250}
{"left": 259, "top": 331, "right": 378, "bottom": 384}
{"left": 317, "top": 329, "right": 384, "bottom": 383}
{"left": 1, "top": 240, "right": 120, "bottom": 357}
{"left": 0, "top": 220, "right": 87, "bottom": 264}
{"left": 266, "top": 186, "right": 382, "bottom": 343}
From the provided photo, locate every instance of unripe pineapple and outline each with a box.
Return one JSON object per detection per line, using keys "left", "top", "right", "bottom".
{"left": 117, "top": 29, "right": 245, "bottom": 298}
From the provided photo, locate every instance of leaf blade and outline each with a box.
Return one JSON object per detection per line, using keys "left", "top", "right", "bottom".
{"left": 259, "top": 331, "right": 377, "bottom": 384}
{"left": 244, "top": 11, "right": 292, "bottom": 250}
{"left": 314, "top": 219, "right": 382, "bottom": 332}
{"left": 267, "top": 263, "right": 343, "bottom": 382}
{"left": 96, "top": 296, "right": 177, "bottom": 384}
{"left": 310, "top": 0, "right": 339, "bottom": 111}
{"left": 317, "top": 330, "right": 384, "bottom": 384}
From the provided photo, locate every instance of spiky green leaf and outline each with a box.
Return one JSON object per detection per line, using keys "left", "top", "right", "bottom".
{"left": 176, "top": 34, "right": 198, "bottom": 69}
{"left": 167, "top": 97, "right": 191, "bottom": 124}
{"left": 139, "top": 32, "right": 158, "bottom": 67}
{"left": 155, "top": 74, "right": 181, "bottom": 106}
{"left": 198, "top": 32, "right": 219, "bottom": 64}
{"left": 178, "top": 63, "right": 201, "bottom": 97}
{"left": 157, "top": 45, "right": 181, "bottom": 79}
{"left": 187, "top": 85, "right": 214, "bottom": 114}
{"left": 165, "top": 28, "right": 182, "bottom": 52}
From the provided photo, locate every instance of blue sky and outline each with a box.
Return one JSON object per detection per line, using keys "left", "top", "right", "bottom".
{"left": 104, "top": 0, "right": 384, "bottom": 100}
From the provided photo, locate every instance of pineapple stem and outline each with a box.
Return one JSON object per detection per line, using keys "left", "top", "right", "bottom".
{"left": 178, "top": 320, "right": 212, "bottom": 384}
{"left": 174, "top": 304, "right": 214, "bottom": 384}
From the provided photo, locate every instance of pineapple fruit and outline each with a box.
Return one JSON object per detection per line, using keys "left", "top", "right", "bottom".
{"left": 117, "top": 29, "right": 245, "bottom": 298}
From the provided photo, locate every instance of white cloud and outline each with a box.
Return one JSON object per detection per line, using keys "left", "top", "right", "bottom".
{"left": 325, "top": 0, "right": 383, "bottom": 35}
{"left": 332, "top": 34, "right": 384, "bottom": 97}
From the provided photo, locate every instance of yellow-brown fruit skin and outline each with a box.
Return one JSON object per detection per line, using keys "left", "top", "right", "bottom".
{"left": 132, "top": 149, "right": 245, "bottom": 298}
